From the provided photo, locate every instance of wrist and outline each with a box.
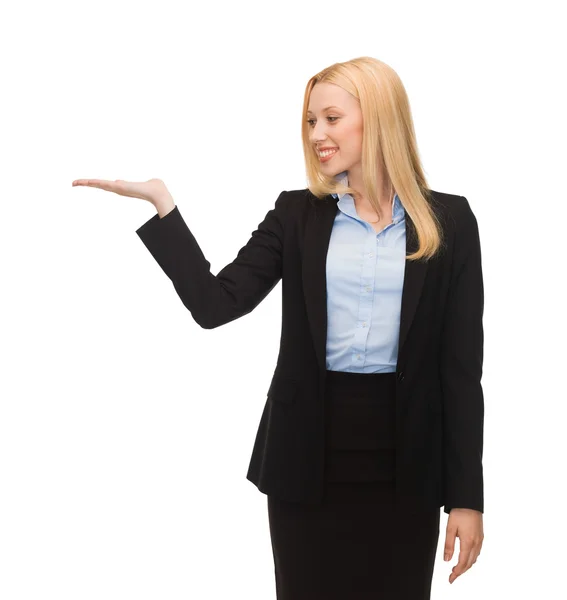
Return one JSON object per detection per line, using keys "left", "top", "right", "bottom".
{"left": 153, "top": 195, "right": 175, "bottom": 218}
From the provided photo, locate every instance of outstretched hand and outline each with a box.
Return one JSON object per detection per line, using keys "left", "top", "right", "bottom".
{"left": 72, "top": 177, "right": 172, "bottom": 206}
{"left": 444, "top": 508, "right": 484, "bottom": 584}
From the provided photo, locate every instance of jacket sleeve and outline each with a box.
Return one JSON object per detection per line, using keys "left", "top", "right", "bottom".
{"left": 440, "top": 196, "right": 485, "bottom": 514}
{"left": 135, "top": 191, "right": 288, "bottom": 329}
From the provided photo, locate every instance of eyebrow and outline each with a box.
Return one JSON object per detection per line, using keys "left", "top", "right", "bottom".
{"left": 306, "top": 106, "right": 341, "bottom": 115}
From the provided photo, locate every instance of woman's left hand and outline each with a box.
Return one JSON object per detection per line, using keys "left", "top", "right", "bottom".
{"left": 443, "top": 508, "right": 484, "bottom": 584}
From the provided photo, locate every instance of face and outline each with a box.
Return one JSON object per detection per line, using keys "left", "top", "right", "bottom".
{"left": 307, "top": 82, "right": 363, "bottom": 177}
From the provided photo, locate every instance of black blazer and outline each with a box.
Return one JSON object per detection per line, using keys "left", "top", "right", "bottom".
{"left": 136, "top": 187, "right": 484, "bottom": 515}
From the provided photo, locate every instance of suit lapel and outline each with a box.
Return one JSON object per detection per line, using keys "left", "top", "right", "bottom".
{"left": 301, "top": 194, "right": 428, "bottom": 372}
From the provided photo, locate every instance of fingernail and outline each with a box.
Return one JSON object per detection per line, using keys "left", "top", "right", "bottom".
{"left": 444, "top": 554, "right": 449, "bottom": 561}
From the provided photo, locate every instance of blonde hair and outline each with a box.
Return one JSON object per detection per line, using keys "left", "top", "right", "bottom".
{"left": 301, "top": 56, "right": 444, "bottom": 261}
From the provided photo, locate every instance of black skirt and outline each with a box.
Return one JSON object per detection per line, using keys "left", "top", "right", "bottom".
{"left": 267, "top": 370, "right": 440, "bottom": 600}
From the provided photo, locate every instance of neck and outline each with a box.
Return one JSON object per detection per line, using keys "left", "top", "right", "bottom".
{"left": 352, "top": 188, "right": 394, "bottom": 215}
{"left": 344, "top": 166, "right": 393, "bottom": 212}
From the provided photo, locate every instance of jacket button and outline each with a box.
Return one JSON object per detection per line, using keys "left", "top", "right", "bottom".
{"left": 397, "top": 371, "right": 405, "bottom": 381}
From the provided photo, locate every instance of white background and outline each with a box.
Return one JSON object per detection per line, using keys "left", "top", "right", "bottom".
{"left": 1, "top": 0, "right": 566, "bottom": 598}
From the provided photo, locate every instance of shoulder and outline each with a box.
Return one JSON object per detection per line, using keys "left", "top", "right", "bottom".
{"left": 272, "top": 188, "right": 323, "bottom": 221}
{"left": 277, "top": 188, "right": 318, "bottom": 205}
{"left": 428, "top": 189, "right": 473, "bottom": 217}
{"left": 428, "top": 190, "right": 482, "bottom": 273}
{"left": 427, "top": 190, "right": 479, "bottom": 237}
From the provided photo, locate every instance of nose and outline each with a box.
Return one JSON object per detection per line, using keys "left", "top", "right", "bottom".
{"left": 309, "top": 121, "right": 332, "bottom": 145}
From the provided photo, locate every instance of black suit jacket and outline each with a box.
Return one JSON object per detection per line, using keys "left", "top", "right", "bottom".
{"left": 136, "top": 188, "right": 484, "bottom": 515}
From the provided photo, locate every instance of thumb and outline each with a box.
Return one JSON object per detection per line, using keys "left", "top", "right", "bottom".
{"left": 444, "top": 523, "right": 457, "bottom": 561}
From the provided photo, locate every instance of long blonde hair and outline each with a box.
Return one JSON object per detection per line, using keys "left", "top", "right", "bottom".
{"left": 301, "top": 57, "right": 444, "bottom": 261}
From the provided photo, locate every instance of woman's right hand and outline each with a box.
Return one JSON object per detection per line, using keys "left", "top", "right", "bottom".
{"left": 71, "top": 177, "right": 173, "bottom": 207}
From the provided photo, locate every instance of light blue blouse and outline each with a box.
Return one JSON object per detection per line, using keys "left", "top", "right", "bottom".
{"left": 326, "top": 171, "right": 406, "bottom": 373}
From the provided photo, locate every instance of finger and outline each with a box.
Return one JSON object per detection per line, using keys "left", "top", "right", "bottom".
{"left": 455, "top": 544, "right": 471, "bottom": 574}
{"left": 444, "top": 529, "right": 457, "bottom": 561}
{"left": 72, "top": 179, "right": 108, "bottom": 187}
{"left": 465, "top": 542, "right": 482, "bottom": 571}
{"left": 72, "top": 179, "right": 123, "bottom": 193}
{"left": 449, "top": 542, "right": 471, "bottom": 583}
{"left": 464, "top": 550, "right": 477, "bottom": 572}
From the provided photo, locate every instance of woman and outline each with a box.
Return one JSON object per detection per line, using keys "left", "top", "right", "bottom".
{"left": 72, "top": 56, "right": 485, "bottom": 599}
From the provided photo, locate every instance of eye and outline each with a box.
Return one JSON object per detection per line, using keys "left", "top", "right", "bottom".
{"left": 307, "top": 116, "right": 339, "bottom": 127}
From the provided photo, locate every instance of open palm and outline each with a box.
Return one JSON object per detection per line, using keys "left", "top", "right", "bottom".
{"left": 71, "top": 177, "right": 171, "bottom": 205}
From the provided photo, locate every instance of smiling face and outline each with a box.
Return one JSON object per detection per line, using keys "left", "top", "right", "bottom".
{"left": 307, "top": 82, "right": 364, "bottom": 177}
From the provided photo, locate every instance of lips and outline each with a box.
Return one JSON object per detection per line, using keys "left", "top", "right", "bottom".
{"left": 319, "top": 148, "right": 338, "bottom": 162}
